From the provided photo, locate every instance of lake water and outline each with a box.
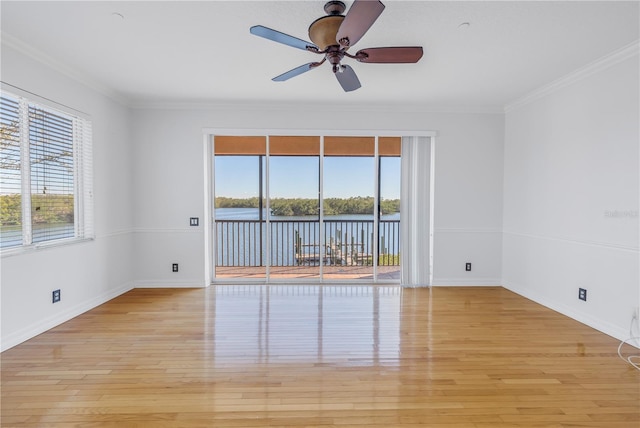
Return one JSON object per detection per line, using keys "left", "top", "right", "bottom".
{"left": 0, "top": 223, "right": 74, "bottom": 249}
{"left": 214, "top": 208, "right": 400, "bottom": 266}
{"left": 215, "top": 207, "right": 400, "bottom": 221}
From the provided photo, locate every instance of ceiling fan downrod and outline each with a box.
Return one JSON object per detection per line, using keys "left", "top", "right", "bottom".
{"left": 324, "top": 1, "right": 346, "bottom": 15}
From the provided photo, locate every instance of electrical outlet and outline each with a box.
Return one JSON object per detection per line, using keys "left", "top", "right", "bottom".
{"left": 52, "top": 289, "right": 61, "bottom": 303}
{"left": 190, "top": 217, "right": 199, "bottom": 226}
{"left": 172, "top": 263, "right": 179, "bottom": 273}
{"left": 578, "top": 288, "right": 587, "bottom": 301}
{"left": 465, "top": 262, "right": 472, "bottom": 272}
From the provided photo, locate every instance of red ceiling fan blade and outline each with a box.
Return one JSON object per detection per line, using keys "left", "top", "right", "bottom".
{"left": 335, "top": 65, "right": 361, "bottom": 92}
{"left": 336, "top": 0, "right": 385, "bottom": 48}
{"left": 355, "top": 46, "right": 424, "bottom": 63}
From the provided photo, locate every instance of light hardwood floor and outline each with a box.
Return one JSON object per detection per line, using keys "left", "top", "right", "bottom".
{"left": 2, "top": 286, "right": 639, "bottom": 427}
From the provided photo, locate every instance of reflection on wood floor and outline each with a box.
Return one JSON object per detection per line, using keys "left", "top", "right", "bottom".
{"left": 2, "top": 286, "right": 639, "bottom": 427}
{"left": 215, "top": 265, "right": 401, "bottom": 280}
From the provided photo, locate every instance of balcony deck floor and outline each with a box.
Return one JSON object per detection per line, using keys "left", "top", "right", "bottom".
{"left": 215, "top": 265, "right": 401, "bottom": 280}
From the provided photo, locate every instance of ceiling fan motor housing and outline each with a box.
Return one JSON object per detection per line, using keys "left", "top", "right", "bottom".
{"left": 309, "top": 1, "right": 347, "bottom": 51}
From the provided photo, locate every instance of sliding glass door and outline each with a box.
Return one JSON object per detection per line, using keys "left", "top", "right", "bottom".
{"left": 212, "top": 135, "right": 401, "bottom": 282}
{"left": 323, "top": 137, "right": 375, "bottom": 280}
{"left": 378, "top": 154, "right": 401, "bottom": 280}
{"left": 213, "top": 137, "right": 266, "bottom": 278}
{"left": 268, "top": 137, "right": 320, "bottom": 278}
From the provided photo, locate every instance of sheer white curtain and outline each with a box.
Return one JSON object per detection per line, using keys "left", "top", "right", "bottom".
{"left": 400, "top": 136, "right": 433, "bottom": 287}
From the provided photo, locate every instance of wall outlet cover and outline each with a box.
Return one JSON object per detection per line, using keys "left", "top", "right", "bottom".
{"left": 578, "top": 288, "right": 587, "bottom": 301}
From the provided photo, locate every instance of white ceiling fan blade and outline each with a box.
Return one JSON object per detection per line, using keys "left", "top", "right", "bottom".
{"left": 273, "top": 63, "right": 318, "bottom": 82}
{"left": 335, "top": 65, "right": 361, "bottom": 92}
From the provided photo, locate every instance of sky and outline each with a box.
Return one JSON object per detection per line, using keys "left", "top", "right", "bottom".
{"left": 215, "top": 156, "right": 400, "bottom": 200}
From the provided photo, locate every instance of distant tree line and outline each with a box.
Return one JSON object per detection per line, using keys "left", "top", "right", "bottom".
{"left": 0, "top": 195, "right": 22, "bottom": 226}
{"left": 0, "top": 194, "right": 74, "bottom": 226}
{"left": 215, "top": 196, "right": 261, "bottom": 209}
{"left": 215, "top": 196, "right": 400, "bottom": 216}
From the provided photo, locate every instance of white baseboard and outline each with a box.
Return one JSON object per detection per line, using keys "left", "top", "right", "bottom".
{"left": 134, "top": 280, "right": 207, "bottom": 288}
{"left": 503, "top": 280, "right": 639, "bottom": 349}
{"left": 401, "top": 283, "right": 430, "bottom": 288}
{"left": 432, "top": 278, "right": 502, "bottom": 286}
{"left": 1, "top": 282, "right": 134, "bottom": 352}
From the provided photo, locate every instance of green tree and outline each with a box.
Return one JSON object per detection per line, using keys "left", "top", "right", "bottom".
{"left": 215, "top": 196, "right": 400, "bottom": 216}
{"left": 0, "top": 194, "right": 22, "bottom": 226}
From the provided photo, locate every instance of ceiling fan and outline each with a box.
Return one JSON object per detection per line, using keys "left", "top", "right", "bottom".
{"left": 250, "top": 0, "right": 424, "bottom": 92}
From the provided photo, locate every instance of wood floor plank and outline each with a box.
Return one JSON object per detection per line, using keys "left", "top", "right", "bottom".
{"left": 2, "top": 286, "right": 638, "bottom": 427}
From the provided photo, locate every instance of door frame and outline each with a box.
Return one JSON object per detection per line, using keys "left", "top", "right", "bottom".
{"left": 203, "top": 128, "right": 437, "bottom": 286}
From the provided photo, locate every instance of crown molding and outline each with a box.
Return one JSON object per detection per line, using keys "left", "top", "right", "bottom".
{"left": 505, "top": 40, "right": 639, "bottom": 113}
{"left": 128, "top": 99, "right": 504, "bottom": 115}
{"left": 1, "top": 32, "right": 130, "bottom": 107}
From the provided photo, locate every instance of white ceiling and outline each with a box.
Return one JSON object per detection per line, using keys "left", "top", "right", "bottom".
{"left": 1, "top": 1, "right": 638, "bottom": 111}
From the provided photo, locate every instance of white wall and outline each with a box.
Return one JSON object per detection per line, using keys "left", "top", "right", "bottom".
{"left": 130, "top": 106, "right": 505, "bottom": 287}
{"left": 431, "top": 114, "right": 504, "bottom": 285}
{"left": 503, "top": 51, "right": 639, "bottom": 342}
{"left": 1, "top": 45, "right": 135, "bottom": 351}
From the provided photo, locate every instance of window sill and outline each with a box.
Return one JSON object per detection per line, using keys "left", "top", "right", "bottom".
{"left": 1, "top": 237, "right": 95, "bottom": 258}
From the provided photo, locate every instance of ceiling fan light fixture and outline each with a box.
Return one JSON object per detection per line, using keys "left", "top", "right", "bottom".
{"left": 308, "top": 15, "right": 344, "bottom": 51}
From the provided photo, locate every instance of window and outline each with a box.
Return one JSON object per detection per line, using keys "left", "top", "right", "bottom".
{"left": 0, "top": 91, "right": 93, "bottom": 250}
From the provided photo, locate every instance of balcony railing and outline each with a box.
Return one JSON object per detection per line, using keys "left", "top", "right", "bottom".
{"left": 215, "top": 219, "right": 400, "bottom": 268}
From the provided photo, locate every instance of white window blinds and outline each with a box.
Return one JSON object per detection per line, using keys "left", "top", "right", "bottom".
{"left": 0, "top": 90, "right": 93, "bottom": 250}
{"left": 0, "top": 95, "right": 22, "bottom": 247}
{"left": 29, "top": 104, "right": 75, "bottom": 243}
